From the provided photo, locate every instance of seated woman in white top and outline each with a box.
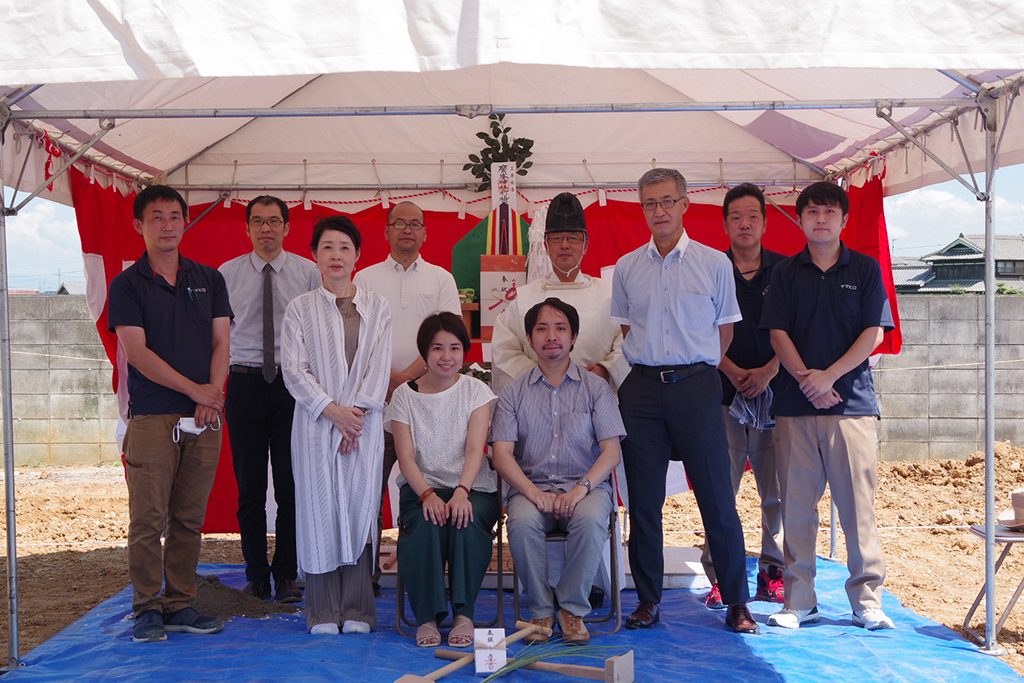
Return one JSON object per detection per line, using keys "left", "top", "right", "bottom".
{"left": 385, "top": 312, "right": 498, "bottom": 648}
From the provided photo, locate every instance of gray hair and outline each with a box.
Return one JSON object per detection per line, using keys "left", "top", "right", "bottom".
{"left": 638, "top": 168, "right": 688, "bottom": 198}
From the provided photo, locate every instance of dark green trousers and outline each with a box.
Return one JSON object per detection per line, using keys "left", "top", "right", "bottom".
{"left": 397, "top": 484, "right": 499, "bottom": 625}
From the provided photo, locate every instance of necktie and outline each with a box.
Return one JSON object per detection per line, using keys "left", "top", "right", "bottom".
{"left": 262, "top": 263, "right": 277, "bottom": 383}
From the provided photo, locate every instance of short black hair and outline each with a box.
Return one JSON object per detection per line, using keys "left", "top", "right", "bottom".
{"left": 524, "top": 297, "right": 580, "bottom": 339}
{"left": 723, "top": 183, "right": 766, "bottom": 218}
{"left": 247, "top": 195, "right": 289, "bottom": 223}
{"left": 796, "top": 182, "right": 849, "bottom": 216}
{"left": 311, "top": 215, "right": 361, "bottom": 251}
{"left": 133, "top": 185, "right": 188, "bottom": 221}
{"left": 416, "top": 312, "right": 470, "bottom": 361}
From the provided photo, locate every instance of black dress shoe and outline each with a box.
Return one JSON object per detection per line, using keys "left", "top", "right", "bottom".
{"left": 725, "top": 603, "right": 760, "bottom": 634}
{"left": 275, "top": 578, "right": 302, "bottom": 603}
{"left": 242, "top": 580, "right": 272, "bottom": 600}
{"left": 625, "top": 601, "right": 660, "bottom": 629}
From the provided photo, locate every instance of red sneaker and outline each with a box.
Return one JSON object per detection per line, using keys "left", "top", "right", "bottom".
{"left": 754, "top": 565, "right": 785, "bottom": 603}
{"left": 704, "top": 583, "right": 726, "bottom": 610}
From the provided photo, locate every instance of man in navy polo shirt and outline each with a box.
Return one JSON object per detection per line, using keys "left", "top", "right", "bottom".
{"left": 702, "top": 183, "right": 787, "bottom": 610}
{"left": 108, "top": 185, "right": 233, "bottom": 643}
{"left": 760, "top": 181, "right": 895, "bottom": 631}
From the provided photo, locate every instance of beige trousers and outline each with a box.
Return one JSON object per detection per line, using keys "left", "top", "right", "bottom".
{"left": 775, "top": 415, "right": 885, "bottom": 611}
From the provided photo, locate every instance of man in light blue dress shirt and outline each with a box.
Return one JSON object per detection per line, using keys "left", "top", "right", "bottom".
{"left": 610, "top": 168, "right": 758, "bottom": 634}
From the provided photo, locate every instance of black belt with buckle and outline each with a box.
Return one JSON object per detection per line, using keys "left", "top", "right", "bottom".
{"left": 230, "top": 364, "right": 279, "bottom": 375}
{"left": 632, "top": 362, "right": 713, "bottom": 383}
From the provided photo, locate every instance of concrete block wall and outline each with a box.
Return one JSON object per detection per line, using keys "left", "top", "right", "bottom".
{"left": 0, "top": 295, "right": 118, "bottom": 465}
{"left": 0, "top": 293, "right": 1019, "bottom": 465}
{"left": 876, "top": 294, "right": 1024, "bottom": 461}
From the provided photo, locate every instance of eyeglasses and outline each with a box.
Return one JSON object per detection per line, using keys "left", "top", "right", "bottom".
{"left": 545, "top": 233, "right": 585, "bottom": 246}
{"left": 248, "top": 217, "right": 284, "bottom": 227}
{"left": 640, "top": 197, "right": 684, "bottom": 212}
{"left": 389, "top": 220, "right": 424, "bottom": 231}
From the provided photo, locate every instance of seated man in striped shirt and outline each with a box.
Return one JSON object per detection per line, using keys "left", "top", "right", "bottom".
{"left": 491, "top": 297, "right": 625, "bottom": 646}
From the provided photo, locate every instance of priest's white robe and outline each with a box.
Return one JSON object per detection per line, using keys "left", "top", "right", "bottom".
{"left": 491, "top": 274, "right": 627, "bottom": 394}
{"left": 282, "top": 285, "right": 392, "bottom": 574}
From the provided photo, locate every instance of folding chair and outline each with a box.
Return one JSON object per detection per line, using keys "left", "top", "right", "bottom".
{"left": 511, "top": 505, "right": 623, "bottom": 636}
{"left": 395, "top": 490, "right": 505, "bottom": 635}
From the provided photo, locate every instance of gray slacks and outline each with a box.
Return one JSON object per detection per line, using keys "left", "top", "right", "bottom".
{"left": 506, "top": 488, "right": 612, "bottom": 618}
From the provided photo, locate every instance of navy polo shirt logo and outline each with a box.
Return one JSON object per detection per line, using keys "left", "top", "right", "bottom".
{"left": 840, "top": 284, "right": 858, "bottom": 291}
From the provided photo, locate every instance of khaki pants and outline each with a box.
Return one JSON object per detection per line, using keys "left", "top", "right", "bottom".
{"left": 775, "top": 415, "right": 885, "bottom": 611}
{"left": 124, "top": 413, "right": 221, "bottom": 616}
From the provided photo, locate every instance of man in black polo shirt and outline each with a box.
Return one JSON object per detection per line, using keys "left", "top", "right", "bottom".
{"left": 701, "top": 183, "right": 786, "bottom": 610}
{"left": 760, "top": 182, "right": 895, "bottom": 631}
{"left": 108, "top": 185, "right": 233, "bottom": 643}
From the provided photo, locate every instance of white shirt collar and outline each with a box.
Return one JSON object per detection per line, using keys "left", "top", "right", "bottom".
{"left": 645, "top": 230, "right": 689, "bottom": 261}
{"left": 249, "top": 249, "right": 288, "bottom": 273}
{"left": 385, "top": 254, "right": 423, "bottom": 272}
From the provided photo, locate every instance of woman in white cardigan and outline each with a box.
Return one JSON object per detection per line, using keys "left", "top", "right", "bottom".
{"left": 282, "top": 215, "right": 392, "bottom": 635}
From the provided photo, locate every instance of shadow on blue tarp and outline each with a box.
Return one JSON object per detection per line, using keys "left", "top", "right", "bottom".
{"left": 4, "top": 558, "right": 1021, "bottom": 682}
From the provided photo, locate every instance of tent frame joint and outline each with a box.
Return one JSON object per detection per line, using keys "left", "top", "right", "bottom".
{"left": 876, "top": 101, "right": 985, "bottom": 201}
{"left": 455, "top": 104, "right": 493, "bottom": 119}
{"left": 0, "top": 103, "right": 10, "bottom": 140}
{"left": 10, "top": 122, "right": 114, "bottom": 214}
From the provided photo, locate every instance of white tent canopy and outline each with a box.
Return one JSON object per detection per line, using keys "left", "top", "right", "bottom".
{"left": 1, "top": 0, "right": 1023, "bottom": 666}
{"left": 1, "top": 1, "right": 1023, "bottom": 211}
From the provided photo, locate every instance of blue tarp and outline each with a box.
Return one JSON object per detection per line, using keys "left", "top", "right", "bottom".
{"left": 4, "top": 558, "right": 1021, "bottom": 682}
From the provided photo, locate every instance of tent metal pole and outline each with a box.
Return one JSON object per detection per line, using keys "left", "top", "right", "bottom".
{"left": 0, "top": 122, "right": 21, "bottom": 673}
{"left": 937, "top": 70, "right": 984, "bottom": 94}
{"left": 4, "top": 97, "right": 979, "bottom": 122}
{"left": 979, "top": 98, "right": 1004, "bottom": 655}
{"left": 829, "top": 498, "right": 838, "bottom": 559}
{"left": 166, "top": 179, "right": 820, "bottom": 193}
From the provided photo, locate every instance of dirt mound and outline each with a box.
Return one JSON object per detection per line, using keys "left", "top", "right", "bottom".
{"left": 193, "top": 575, "right": 299, "bottom": 622}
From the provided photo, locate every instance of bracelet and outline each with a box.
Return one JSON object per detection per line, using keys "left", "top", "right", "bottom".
{"left": 456, "top": 484, "right": 471, "bottom": 496}
{"left": 417, "top": 487, "right": 436, "bottom": 505}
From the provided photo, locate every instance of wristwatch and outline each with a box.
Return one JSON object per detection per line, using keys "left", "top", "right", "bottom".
{"left": 575, "top": 477, "right": 591, "bottom": 493}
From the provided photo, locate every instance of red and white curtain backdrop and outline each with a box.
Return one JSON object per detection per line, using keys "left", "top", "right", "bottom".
{"left": 69, "top": 166, "right": 901, "bottom": 532}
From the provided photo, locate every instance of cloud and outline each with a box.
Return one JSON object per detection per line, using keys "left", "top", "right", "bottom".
{"left": 3, "top": 199, "right": 84, "bottom": 291}
{"left": 884, "top": 188, "right": 1024, "bottom": 257}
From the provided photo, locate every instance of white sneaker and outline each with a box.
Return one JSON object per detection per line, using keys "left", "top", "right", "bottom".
{"left": 853, "top": 608, "right": 894, "bottom": 631}
{"left": 342, "top": 620, "right": 371, "bottom": 634}
{"left": 310, "top": 623, "right": 339, "bottom": 635}
{"left": 766, "top": 606, "right": 820, "bottom": 629}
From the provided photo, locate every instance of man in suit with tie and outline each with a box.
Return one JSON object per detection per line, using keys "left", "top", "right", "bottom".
{"left": 220, "top": 196, "right": 322, "bottom": 602}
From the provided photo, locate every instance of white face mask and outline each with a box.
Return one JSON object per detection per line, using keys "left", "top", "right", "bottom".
{"left": 172, "top": 416, "right": 221, "bottom": 443}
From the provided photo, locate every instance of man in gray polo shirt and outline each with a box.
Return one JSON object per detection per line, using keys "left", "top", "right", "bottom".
{"left": 491, "top": 297, "right": 625, "bottom": 646}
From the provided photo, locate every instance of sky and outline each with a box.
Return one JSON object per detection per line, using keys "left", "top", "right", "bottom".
{"left": 4, "top": 164, "right": 1024, "bottom": 291}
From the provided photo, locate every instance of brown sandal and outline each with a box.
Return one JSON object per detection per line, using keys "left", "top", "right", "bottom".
{"left": 448, "top": 615, "right": 474, "bottom": 648}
